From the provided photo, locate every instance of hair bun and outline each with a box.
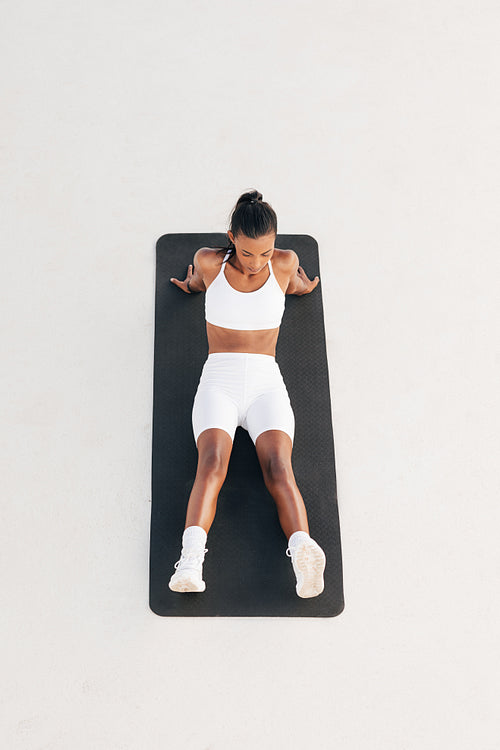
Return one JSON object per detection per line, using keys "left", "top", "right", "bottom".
{"left": 222, "top": 190, "right": 277, "bottom": 249}
{"left": 235, "top": 190, "right": 263, "bottom": 207}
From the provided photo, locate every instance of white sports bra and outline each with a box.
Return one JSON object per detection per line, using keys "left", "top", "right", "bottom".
{"left": 205, "top": 249, "right": 286, "bottom": 330}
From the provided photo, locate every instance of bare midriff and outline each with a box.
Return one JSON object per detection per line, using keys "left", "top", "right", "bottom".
{"left": 206, "top": 322, "right": 280, "bottom": 358}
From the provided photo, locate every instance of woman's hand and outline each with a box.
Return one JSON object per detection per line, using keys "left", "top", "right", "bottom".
{"left": 296, "top": 265, "right": 320, "bottom": 295}
{"left": 170, "top": 265, "right": 197, "bottom": 294}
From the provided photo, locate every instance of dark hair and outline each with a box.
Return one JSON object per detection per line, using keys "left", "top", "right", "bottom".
{"left": 208, "top": 189, "right": 278, "bottom": 260}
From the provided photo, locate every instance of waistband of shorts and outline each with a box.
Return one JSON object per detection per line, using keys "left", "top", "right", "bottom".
{"left": 206, "top": 351, "right": 275, "bottom": 361}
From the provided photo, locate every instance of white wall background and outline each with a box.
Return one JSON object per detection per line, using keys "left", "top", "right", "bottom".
{"left": 2, "top": 1, "right": 499, "bottom": 748}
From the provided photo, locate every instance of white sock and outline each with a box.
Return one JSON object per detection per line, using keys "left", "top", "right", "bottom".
{"left": 288, "top": 530, "right": 310, "bottom": 548}
{"left": 182, "top": 525, "right": 208, "bottom": 549}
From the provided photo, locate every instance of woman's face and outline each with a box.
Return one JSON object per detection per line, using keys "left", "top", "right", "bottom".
{"left": 228, "top": 231, "right": 276, "bottom": 275}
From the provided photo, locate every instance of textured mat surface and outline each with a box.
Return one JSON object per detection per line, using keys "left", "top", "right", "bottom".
{"left": 150, "top": 233, "right": 344, "bottom": 617}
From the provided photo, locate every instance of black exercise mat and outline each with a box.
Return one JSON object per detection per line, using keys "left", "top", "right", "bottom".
{"left": 150, "top": 233, "right": 344, "bottom": 617}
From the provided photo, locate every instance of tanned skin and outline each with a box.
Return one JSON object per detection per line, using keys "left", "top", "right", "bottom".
{"left": 170, "top": 231, "right": 320, "bottom": 538}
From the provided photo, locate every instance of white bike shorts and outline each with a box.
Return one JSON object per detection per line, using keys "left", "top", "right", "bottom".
{"left": 192, "top": 352, "right": 295, "bottom": 446}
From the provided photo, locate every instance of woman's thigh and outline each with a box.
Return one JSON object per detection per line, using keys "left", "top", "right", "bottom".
{"left": 243, "top": 387, "right": 295, "bottom": 447}
{"left": 192, "top": 387, "right": 239, "bottom": 447}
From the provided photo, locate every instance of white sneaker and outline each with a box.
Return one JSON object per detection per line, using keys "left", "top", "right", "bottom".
{"left": 168, "top": 547, "right": 208, "bottom": 593}
{"left": 286, "top": 538, "right": 326, "bottom": 598}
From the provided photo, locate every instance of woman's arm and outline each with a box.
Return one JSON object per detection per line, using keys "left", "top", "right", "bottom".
{"left": 284, "top": 250, "right": 320, "bottom": 295}
{"left": 170, "top": 248, "right": 207, "bottom": 294}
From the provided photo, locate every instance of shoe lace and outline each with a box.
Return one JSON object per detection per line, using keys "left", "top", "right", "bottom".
{"left": 174, "top": 547, "right": 208, "bottom": 570}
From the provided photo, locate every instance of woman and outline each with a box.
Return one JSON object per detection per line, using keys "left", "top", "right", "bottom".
{"left": 168, "top": 190, "right": 327, "bottom": 598}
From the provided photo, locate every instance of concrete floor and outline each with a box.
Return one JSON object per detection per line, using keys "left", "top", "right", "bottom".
{"left": 2, "top": 1, "right": 499, "bottom": 748}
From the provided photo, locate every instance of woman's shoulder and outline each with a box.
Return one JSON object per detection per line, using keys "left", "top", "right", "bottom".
{"left": 272, "top": 247, "right": 298, "bottom": 269}
{"left": 195, "top": 246, "right": 297, "bottom": 270}
{"left": 194, "top": 246, "right": 227, "bottom": 268}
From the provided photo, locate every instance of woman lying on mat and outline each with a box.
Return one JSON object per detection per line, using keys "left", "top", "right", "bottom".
{"left": 168, "top": 189, "right": 326, "bottom": 598}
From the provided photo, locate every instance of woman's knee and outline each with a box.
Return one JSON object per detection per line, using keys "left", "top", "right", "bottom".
{"left": 260, "top": 451, "right": 294, "bottom": 487}
{"left": 255, "top": 431, "right": 293, "bottom": 480}
{"left": 196, "top": 429, "right": 233, "bottom": 478}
